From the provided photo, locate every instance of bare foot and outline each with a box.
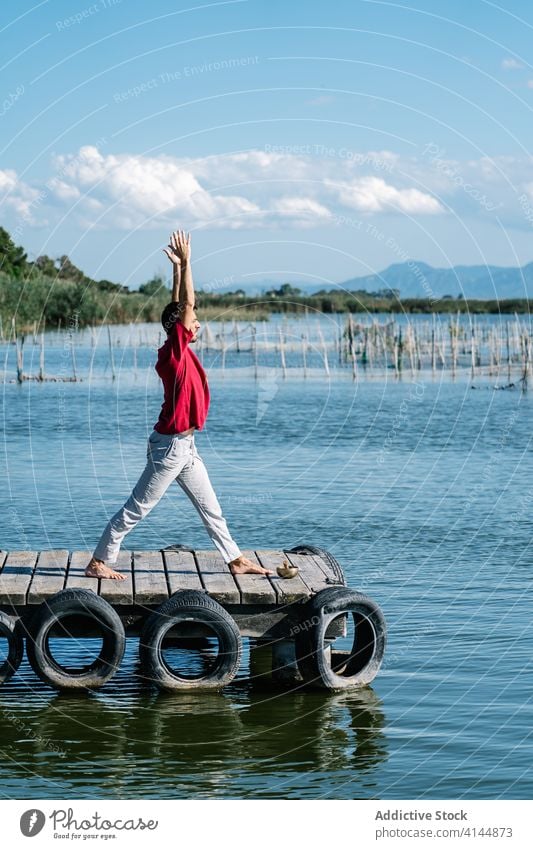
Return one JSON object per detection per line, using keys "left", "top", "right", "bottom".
{"left": 85, "top": 557, "right": 126, "bottom": 581}
{"left": 228, "top": 555, "right": 273, "bottom": 576}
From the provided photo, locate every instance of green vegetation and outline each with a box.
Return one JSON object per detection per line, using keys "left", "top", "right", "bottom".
{"left": 0, "top": 227, "right": 530, "bottom": 332}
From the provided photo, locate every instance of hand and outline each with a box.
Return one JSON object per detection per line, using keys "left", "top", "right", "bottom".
{"left": 162, "top": 229, "right": 191, "bottom": 266}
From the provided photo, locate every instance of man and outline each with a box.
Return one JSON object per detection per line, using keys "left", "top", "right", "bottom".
{"left": 85, "top": 229, "right": 272, "bottom": 580}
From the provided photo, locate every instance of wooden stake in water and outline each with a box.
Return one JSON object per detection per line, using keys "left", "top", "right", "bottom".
{"left": 220, "top": 320, "right": 226, "bottom": 375}
{"left": 15, "top": 326, "right": 24, "bottom": 384}
{"left": 107, "top": 325, "right": 116, "bottom": 381}
{"left": 278, "top": 326, "right": 287, "bottom": 378}
{"left": 506, "top": 320, "right": 511, "bottom": 382}
{"left": 252, "top": 323, "right": 258, "bottom": 380}
{"left": 39, "top": 332, "right": 45, "bottom": 381}
{"left": 348, "top": 314, "right": 357, "bottom": 381}
{"left": 470, "top": 323, "right": 476, "bottom": 380}
{"left": 317, "top": 325, "right": 330, "bottom": 377}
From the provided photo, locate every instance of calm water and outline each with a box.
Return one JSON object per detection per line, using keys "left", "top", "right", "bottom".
{"left": 1, "top": 334, "right": 532, "bottom": 799}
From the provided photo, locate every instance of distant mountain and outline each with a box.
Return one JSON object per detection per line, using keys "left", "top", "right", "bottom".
{"left": 339, "top": 261, "right": 533, "bottom": 300}
{"left": 197, "top": 262, "right": 533, "bottom": 299}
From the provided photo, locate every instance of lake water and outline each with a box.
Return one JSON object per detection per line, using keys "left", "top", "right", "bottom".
{"left": 1, "top": 323, "right": 532, "bottom": 799}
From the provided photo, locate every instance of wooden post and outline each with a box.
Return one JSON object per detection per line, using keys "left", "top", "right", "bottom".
{"left": 407, "top": 324, "right": 415, "bottom": 378}
{"left": 39, "top": 332, "right": 45, "bottom": 381}
{"left": 506, "top": 320, "right": 511, "bottom": 382}
{"left": 301, "top": 333, "right": 307, "bottom": 378}
{"left": 317, "top": 325, "right": 330, "bottom": 377}
{"left": 220, "top": 320, "right": 226, "bottom": 375}
{"left": 70, "top": 328, "right": 77, "bottom": 382}
{"left": 348, "top": 314, "right": 357, "bottom": 380}
{"left": 470, "top": 323, "right": 476, "bottom": 381}
{"left": 107, "top": 325, "right": 116, "bottom": 381}
{"left": 15, "top": 323, "right": 24, "bottom": 384}
{"left": 278, "top": 326, "right": 287, "bottom": 378}
{"left": 252, "top": 323, "right": 258, "bottom": 380}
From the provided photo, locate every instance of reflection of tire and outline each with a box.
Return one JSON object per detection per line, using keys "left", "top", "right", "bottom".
{"left": 139, "top": 590, "right": 242, "bottom": 691}
{"left": 0, "top": 612, "right": 24, "bottom": 683}
{"left": 294, "top": 587, "right": 386, "bottom": 690}
{"left": 26, "top": 589, "right": 125, "bottom": 689}
{"left": 286, "top": 543, "right": 346, "bottom": 585}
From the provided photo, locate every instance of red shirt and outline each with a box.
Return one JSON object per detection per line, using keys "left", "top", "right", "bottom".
{"left": 154, "top": 320, "right": 210, "bottom": 434}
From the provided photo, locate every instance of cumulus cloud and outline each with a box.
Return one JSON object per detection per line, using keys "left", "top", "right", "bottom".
{"left": 49, "top": 145, "right": 260, "bottom": 227}
{"left": 0, "top": 168, "right": 44, "bottom": 221}
{"left": 6, "top": 143, "right": 528, "bottom": 232}
{"left": 325, "top": 175, "right": 443, "bottom": 214}
{"left": 39, "top": 145, "right": 443, "bottom": 229}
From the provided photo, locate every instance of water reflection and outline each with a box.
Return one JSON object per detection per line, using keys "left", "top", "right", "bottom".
{"left": 0, "top": 676, "right": 387, "bottom": 798}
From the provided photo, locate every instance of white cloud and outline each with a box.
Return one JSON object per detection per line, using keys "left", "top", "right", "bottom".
{"left": 0, "top": 168, "right": 44, "bottom": 221}
{"left": 40, "top": 146, "right": 443, "bottom": 229}
{"left": 326, "top": 175, "right": 443, "bottom": 214}
{"left": 5, "top": 144, "right": 529, "bottom": 232}
{"left": 268, "top": 196, "right": 332, "bottom": 226}
{"left": 50, "top": 146, "right": 260, "bottom": 227}
{"left": 502, "top": 57, "right": 524, "bottom": 70}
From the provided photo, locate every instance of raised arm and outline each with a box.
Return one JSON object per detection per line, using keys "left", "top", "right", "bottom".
{"left": 162, "top": 230, "right": 196, "bottom": 331}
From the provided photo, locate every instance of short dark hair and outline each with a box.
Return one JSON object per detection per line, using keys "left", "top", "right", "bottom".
{"left": 161, "top": 301, "right": 182, "bottom": 334}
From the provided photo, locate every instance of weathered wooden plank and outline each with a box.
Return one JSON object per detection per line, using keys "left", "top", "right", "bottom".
{"left": 0, "top": 551, "right": 8, "bottom": 571}
{"left": 133, "top": 550, "right": 168, "bottom": 606}
{"left": 284, "top": 552, "right": 333, "bottom": 594}
{"left": 232, "top": 549, "right": 277, "bottom": 604}
{"left": 194, "top": 550, "right": 240, "bottom": 604}
{"left": 27, "top": 549, "right": 69, "bottom": 604}
{"left": 305, "top": 550, "right": 344, "bottom": 583}
{"left": 0, "top": 551, "right": 39, "bottom": 605}
{"left": 65, "top": 551, "right": 99, "bottom": 594}
{"left": 255, "top": 550, "right": 310, "bottom": 604}
{"left": 164, "top": 550, "right": 203, "bottom": 595}
{"left": 100, "top": 550, "right": 134, "bottom": 605}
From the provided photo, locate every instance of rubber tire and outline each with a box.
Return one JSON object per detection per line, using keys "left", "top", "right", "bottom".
{"left": 294, "top": 586, "right": 386, "bottom": 690}
{"left": 0, "top": 611, "right": 24, "bottom": 683}
{"left": 139, "top": 590, "right": 242, "bottom": 691}
{"left": 26, "top": 588, "right": 126, "bottom": 690}
{"left": 286, "top": 544, "right": 346, "bottom": 585}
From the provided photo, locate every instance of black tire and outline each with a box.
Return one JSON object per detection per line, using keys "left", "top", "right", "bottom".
{"left": 139, "top": 590, "right": 242, "bottom": 691}
{"left": 294, "top": 586, "right": 386, "bottom": 690}
{"left": 0, "top": 611, "right": 24, "bottom": 683}
{"left": 286, "top": 544, "right": 346, "bottom": 585}
{"left": 26, "top": 588, "right": 125, "bottom": 690}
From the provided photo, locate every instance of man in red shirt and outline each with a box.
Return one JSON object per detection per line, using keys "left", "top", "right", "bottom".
{"left": 86, "top": 230, "right": 272, "bottom": 580}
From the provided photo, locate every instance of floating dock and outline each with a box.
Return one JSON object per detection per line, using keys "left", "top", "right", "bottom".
{"left": 0, "top": 545, "right": 386, "bottom": 692}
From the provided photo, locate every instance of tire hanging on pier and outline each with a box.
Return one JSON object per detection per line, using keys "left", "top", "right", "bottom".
{"left": 139, "top": 589, "right": 242, "bottom": 691}
{"left": 286, "top": 544, "right": 346, "bottom": 585}
{"left": 0, "top": 611, "right": 25, "bottom": 683}
{"left": 26, "top": 588, "right": 126, "bottom": 689}
{"left": 294, "top": 586, "right": 386, "bottom": 690}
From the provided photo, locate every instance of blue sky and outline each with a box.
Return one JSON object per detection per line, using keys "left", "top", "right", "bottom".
{"left": 2, "top": 0, "right": 533, "bottom": 290}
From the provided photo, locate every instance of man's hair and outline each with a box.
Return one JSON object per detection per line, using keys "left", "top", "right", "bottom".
{"left": 161, "top": 301, "right": 183, "bottom": 334}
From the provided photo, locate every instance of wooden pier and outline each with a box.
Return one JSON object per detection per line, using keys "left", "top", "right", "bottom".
{"left": 0, "top": 546, "right": 386, "bottom": 692}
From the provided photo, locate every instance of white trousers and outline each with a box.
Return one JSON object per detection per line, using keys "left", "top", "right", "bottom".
{"left": 93, "top": 430, "right": 242, "bottom": 565}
